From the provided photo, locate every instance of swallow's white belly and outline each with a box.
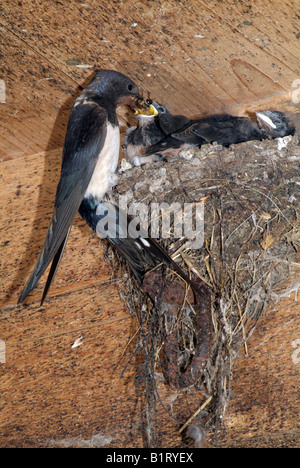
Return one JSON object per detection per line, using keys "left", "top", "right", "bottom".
{"left": 84, "top": 123, "right": 120, "bottom": 201}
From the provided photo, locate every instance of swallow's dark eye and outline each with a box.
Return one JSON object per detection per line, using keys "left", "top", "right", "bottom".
{"left": 127, "top": 84, "right": 133, "bottom": 91}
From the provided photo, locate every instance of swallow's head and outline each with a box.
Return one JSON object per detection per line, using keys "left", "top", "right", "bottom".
{"left": 88, "top": 69, "right": 141, "bottom": 108}
{"left": 255, "top": 110, "right": 295, "bottom": 138}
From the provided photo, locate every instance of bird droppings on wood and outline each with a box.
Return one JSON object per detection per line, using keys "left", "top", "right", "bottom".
{"left": 106, "top": 131, "right": 300, "bottom": 446}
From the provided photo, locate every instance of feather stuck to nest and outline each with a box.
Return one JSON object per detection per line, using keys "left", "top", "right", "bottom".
{"left": 106, "top": 132, "right": 300, "bottom": 447}
{"left": 186, "top": 424, "right": 208, "bottom": 448}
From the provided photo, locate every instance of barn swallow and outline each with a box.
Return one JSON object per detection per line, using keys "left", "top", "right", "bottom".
{"left": 171, "top": 110, "right": 295, "bottom": 146}
{"left": 18, "top": 70, "right": 141, "bottom": 304}
{"left": 125, "top": 103, "right": 295, "bottom": 165}
{"left": 78, "top": 198, "right": 206, "bottom": 298}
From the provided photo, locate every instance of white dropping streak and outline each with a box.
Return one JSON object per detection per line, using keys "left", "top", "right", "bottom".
{"left": 256, "top": 112, "right": 277, "bottom": 129}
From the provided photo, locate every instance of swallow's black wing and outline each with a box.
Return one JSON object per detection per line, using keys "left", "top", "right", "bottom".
{"left": 18, "top": 102, "right": 108, "bottom": 304}
{"left": 172, "top": 115, "right": 264, "bottom": 146}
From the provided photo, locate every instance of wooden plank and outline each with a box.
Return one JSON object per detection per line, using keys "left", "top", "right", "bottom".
{"left": 0, "top": 286, "right": 142, "bottom": 448}
{"left": 0, "top": 28, "right": 79, "bottom": 159}
{"left": 220, "top": 295, "right": 300, "bottom": 448}
{"left": 1, "top": 1, "right": 299, "bottom": 160}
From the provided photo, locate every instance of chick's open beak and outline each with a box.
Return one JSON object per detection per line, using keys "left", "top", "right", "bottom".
{"left": 134, "top": 103, "right": 158, "bottom": 117}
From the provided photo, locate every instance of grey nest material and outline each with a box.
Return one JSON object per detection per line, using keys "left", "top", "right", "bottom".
{"left": 106, "top": 134, "right": 300, "bottom": 447}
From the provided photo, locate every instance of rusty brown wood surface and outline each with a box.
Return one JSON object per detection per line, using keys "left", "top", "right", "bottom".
{"left": 0, "top": 0, "right": 299, "bottom": 448}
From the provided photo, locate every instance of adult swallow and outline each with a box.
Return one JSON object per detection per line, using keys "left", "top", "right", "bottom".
{"left": 125, "top": 103, "right": 295, "bottom": 165}
{"left": 18, "top": 70, "right": 141, "bottom": 304}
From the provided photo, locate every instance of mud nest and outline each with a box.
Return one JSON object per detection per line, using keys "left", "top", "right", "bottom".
{"left": 105, "top": 133, "right": 300, "bottom": 447}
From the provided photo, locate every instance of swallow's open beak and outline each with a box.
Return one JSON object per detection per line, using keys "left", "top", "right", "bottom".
{"left": 134, "top": 103, "right": 158, "bottom": 117}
